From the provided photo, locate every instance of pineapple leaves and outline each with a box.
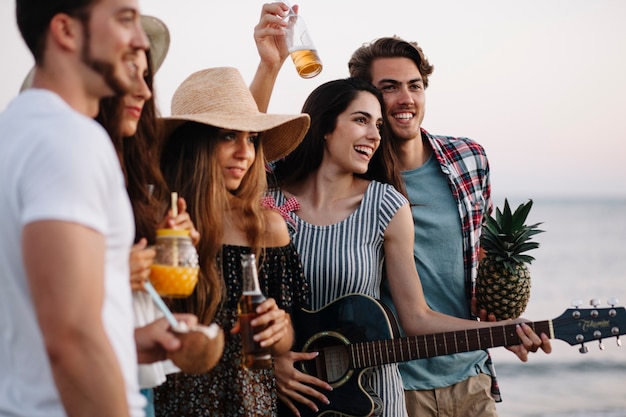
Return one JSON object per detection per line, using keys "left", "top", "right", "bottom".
{"left": 476, "top": 198, "right": 541, "bottom": 318}
{"left": 480, "top": 198, "right": 545, "bottom": 266}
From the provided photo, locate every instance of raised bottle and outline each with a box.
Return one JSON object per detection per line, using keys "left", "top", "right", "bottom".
{"left": 283, "top": 0, "right": 322, "bottom": 78}
{"left": 238, "top": 253, "right": 271, "bottom": 369}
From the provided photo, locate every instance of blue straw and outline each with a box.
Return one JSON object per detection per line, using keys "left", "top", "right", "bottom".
{"left": 144, "top": 280, "right": 181, "bottom": 329}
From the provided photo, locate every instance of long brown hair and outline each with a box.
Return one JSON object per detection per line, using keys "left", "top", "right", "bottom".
{"left": 160, "top": 122, "right": 267, "bottom": 324}
{"left": 272, "top": 77, "right": 406, "bottom": 197}
{"left": 96, "top": 49, "right": 168, "bottom": 244}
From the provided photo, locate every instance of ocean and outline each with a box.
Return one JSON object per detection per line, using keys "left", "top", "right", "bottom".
{"left": 487, "top": 197, "right": 626, "bottom": 417}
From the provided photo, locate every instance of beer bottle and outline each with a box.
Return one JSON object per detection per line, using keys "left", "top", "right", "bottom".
{"left": 238, "top": 253, "right": 272, "bottom": 369}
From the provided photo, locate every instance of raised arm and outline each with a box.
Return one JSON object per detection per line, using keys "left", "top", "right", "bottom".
{"left": 249, "top": 2, "right": 292, "bottom": 112}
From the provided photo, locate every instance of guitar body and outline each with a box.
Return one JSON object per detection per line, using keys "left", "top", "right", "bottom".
{"left": 283, "top": 294, "right": 399, "bottom": 417}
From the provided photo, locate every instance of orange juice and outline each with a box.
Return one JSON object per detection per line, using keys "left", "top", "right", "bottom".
{"left": 149, "top": 264, "right": 199, "bottom": 297}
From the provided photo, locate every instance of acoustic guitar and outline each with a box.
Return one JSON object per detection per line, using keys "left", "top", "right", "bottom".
{"left": 284, "top": 293, "right": 625, "bottom": 417}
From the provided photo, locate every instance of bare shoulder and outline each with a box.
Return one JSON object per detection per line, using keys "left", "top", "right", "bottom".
{"left": 262, "top": 208, "right": 290, "bottom": 247}
{"left": 384, "top": 202, "right": 413, "bottom": 240}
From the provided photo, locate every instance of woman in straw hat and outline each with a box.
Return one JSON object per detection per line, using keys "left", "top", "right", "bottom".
{"left": 95, "top": 16, "right": 223, "bottom": 417}
{"left": 153, "top": 67, "right": 310, "bottom": 417}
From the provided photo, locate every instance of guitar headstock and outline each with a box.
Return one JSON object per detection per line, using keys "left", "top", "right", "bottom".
{"left": 553, "top": 298, "right": 625, "bottom": 352}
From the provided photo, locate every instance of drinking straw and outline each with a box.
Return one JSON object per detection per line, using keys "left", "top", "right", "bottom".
{"left": 144, "top": 280, "right": 188, "bottom": 331}
{"left": 170, "top": 191, "right": 179, "bottom": 266}
{"left": 171, "top": 192, "right": 178, "bottom": 217}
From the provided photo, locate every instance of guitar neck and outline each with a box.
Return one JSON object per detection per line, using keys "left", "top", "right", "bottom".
{"left": 349, "top": 320, "right": 552, "bottom": 369}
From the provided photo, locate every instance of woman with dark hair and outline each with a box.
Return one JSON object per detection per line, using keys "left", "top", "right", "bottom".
{"left": 271, "top": 77, "right": 405, "bottom": 195}
{"left": 268, "top": 77, "right": 409, "bottom": 417}
{"left": 95, "top": 17, "right": 220, "bottom": 417}
{"left": 267, "top": 78, "right": 546, "bottom": 417}
{"left": 97, "top": 49, "right": 173, "bottom": 246}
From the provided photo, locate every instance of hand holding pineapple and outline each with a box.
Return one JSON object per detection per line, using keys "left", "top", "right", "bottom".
{"left": 475, "top": 199, "right": 545, "bottom": 319}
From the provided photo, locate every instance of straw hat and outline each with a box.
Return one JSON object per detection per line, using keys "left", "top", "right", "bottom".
{"left": 161, "top": 67, "right": 310, "bottom": 162}
{"left": 20, "top": 15, "right": 170, "bottom": 92}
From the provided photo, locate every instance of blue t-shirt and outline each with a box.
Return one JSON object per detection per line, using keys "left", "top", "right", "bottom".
{"left": 380, "top": 154, "right": 490, "bottom": 390}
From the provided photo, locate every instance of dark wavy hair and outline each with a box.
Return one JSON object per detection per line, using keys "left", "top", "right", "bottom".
{"left": 272, "top": 77, "right": 406, "bottom": 197}
{"left": 96, "top": 49, "right": 169, "bottom": 244}
{"left": 348, "top": 36, "right": 435, "bottom": 89}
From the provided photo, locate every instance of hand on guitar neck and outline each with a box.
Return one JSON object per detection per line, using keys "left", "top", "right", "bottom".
{"left": 472, "top": 296, "right": 552, "bottom": 362}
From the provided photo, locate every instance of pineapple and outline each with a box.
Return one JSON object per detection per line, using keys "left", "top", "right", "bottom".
{"left": 475, "top": 199, "right": 544, "bottom": 319}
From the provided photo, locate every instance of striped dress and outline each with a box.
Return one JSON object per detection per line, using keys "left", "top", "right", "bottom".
{"left": 268, "top": 180, "right": 409, "bottom": 417}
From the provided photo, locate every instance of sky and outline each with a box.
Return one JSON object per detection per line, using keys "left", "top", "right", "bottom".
{"left": 1, "top": 0, "right": 625, "bottom": 200}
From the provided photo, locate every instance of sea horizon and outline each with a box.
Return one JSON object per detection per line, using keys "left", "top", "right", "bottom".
{"left": 486, "top": 198, "right": 625, "bottom": 416}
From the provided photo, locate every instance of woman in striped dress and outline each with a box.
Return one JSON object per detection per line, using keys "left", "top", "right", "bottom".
{"left": 267, "top": 78, "right": 545, "bottom": 417}
{"left": 267, "top": 78, "right": 408, "bottom": 417}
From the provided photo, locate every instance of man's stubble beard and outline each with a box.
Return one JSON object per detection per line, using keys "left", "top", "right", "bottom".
{"left": 389, "top": 124, "right": 421, "bottom": 144}
{"left": 80, "top": 21, "right": 132, "bottom": 96}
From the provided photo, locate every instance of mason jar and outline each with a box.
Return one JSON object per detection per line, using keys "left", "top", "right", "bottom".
{"left": 149, "top": 228, "right": 199, "bottom": 297}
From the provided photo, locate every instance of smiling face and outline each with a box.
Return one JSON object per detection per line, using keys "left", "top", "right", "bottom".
{"left": 215, "top": 129, "right": 258, "bottom": 191}
{"left": 370, "top": 57, "right": 426, "bottom": 143}
{"left": 79, "top": 0, "right": 149, "bottom": 96}
{"left": 120, "top": 50, "right": 151, "bottom": 137}
{"left": 324, "top": 91, "right": 383, "bottom": 175}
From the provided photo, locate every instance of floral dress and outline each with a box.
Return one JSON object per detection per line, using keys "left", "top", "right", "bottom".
{"left": 154, "top": 244, "right": 309, "bottom": 417}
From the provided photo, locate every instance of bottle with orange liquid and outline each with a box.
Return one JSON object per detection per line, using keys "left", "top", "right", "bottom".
{"left": 283, "top": 0, "right": 322, "bottom": 79}
{"left": 238, "top": 253, "right": 272, "bottom": 369}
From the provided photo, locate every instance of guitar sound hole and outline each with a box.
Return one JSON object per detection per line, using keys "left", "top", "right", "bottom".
{"left": 300, "top": 334, "right": 350, "bottom": 386}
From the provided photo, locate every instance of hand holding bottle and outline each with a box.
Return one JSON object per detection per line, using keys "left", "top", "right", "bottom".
{"left": 235, "top": 253, "right": 293, "bottom": 369}
{"left": 282, "top": 1, "right": 322, "bottom": 78}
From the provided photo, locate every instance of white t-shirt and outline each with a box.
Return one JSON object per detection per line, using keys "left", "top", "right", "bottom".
{"left": 133, "top": 292, "right": 179, "bottom": 388}
{"left": 0, "top": 90, "right": 145, "bottom": 417}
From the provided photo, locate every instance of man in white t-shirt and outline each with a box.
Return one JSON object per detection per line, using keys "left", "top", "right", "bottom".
{"left": 0, "top": 1, "right": 193, "bottom": 416}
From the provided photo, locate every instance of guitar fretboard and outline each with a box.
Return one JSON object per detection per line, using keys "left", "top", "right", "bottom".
{"left": 349, "top": 321, "right": 552, "bottom": 369}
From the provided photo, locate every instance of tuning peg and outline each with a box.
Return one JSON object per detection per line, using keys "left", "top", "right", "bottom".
{"left": 607, "top": 297, "right": 619, "bottom": 307}
{"left": 590, "top": 298, "right": 600, "bottom": 308}
{"left": 571, "top": 299, "right": 582, "bottom": 308}
{"left": 611, "top": 326, "right": 622, "bottom": 347}
{"left": 593, "top": 330, "right": 605, "bottom": 350}
{"left": 579, "top": 343, "right": 588, "bottom": 354}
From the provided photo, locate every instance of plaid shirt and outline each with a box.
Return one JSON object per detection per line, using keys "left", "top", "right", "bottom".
{"left": 424, "top": 128, "right": 493, "bottom": 302}
{"left": 422, "top": 128, "right": 501, "bottom": 401}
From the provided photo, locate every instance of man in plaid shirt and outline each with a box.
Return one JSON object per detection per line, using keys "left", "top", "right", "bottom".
{"left": 349, "top": 36, "right": 551, "bottom": 417}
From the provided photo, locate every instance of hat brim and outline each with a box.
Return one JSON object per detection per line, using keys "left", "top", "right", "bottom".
{"left": 141, "top": 15, "right": 170, "bottom": 73}
{"left": 161, "top": 111, "right": 310, "bottom": 162}
{"left": 19, "top": 68, "right": 35, "bottom": 93}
